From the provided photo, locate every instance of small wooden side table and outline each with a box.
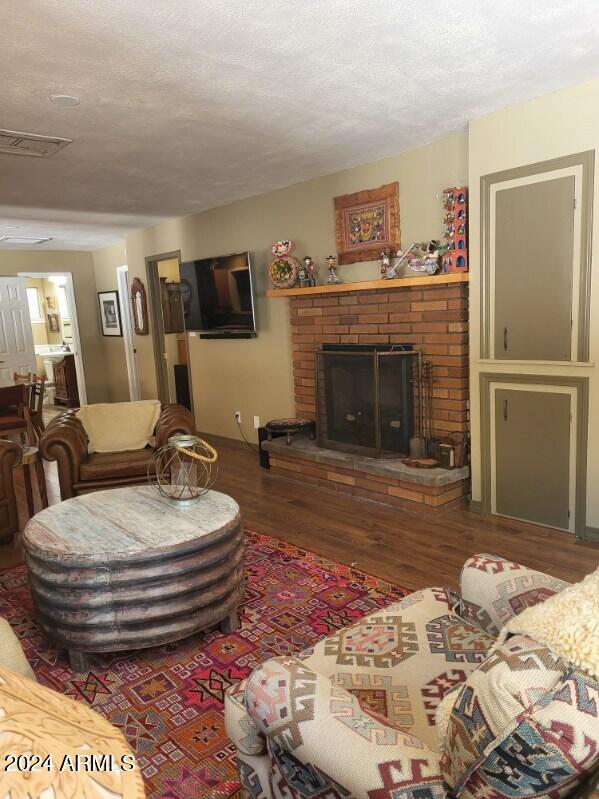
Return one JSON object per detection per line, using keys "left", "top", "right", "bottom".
{"left": 20, "top": 446, "right": 48, "bottom": 518}
{"left": 266, "top": 417, "right": 316, "bottom": 445}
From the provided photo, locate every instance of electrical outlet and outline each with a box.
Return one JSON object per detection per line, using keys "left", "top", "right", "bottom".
{"left": 253, "top": 415, "right": 260, "bottom": 429}
{"left": 234, "top": 411, "right": 241, "bottom": 424}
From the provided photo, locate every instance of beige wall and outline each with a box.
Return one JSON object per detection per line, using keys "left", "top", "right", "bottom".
{"left": 468, "top": 76, "right": 599, "bottom": 527}
{"left": 112, "top": 132, "right": 468, "bottom": 440}
{"left": 91, "top": 241, "right": 130, "bottom": 402}
{"left": 0, "top": 250, "right": 109, "bottom": 403}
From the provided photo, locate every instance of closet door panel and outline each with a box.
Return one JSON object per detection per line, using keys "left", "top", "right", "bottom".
{"left": 494, "top": 176, "right": 574, "bottom": 361}
{"left": 494, "top": 388, "right": 570, "bottom": 529}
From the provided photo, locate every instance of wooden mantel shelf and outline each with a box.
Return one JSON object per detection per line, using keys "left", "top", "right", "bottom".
{"left": 265, "top": 272, "right": 469, "bottom": 297}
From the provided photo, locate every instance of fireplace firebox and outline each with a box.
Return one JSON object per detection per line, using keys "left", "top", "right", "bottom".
{"left": 316, "top": 344, "right": 417, "bottom": 457}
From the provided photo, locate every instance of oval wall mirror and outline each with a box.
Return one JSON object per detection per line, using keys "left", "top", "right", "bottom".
{"left": 130, "top": 277, "right": 149, "bottom": 335}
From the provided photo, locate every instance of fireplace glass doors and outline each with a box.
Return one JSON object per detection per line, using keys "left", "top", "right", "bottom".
{"left": 316, "top": 345, "right": 415, "bottom": 457}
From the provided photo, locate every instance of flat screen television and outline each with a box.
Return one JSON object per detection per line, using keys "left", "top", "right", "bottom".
{"left": 179, "top": 251, "right": 256, "bottom": 338}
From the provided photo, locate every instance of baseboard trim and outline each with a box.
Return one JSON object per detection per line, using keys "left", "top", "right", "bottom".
{"left": 469, "top": 499, "right": 483, "bottom": 515}
{"left": 580, "top": 525, "right": 599, "bottom": 543}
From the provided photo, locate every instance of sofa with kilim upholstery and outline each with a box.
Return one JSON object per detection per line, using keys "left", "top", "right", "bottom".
{"left": 225, "top": 554, "right": 599, "bottom": 799}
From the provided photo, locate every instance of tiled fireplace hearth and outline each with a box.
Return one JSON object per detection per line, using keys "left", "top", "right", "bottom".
{"left": 265, "top": 275, "right": 470, "bottom": 511}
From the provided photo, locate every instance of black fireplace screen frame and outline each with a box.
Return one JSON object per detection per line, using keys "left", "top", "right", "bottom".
{"left": 315, "top": 347, "right": 418, "bottom": 457}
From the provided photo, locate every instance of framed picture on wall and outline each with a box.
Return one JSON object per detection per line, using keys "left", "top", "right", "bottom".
{"left": 98, "top": 290, "right": 123, "bottom": 336}
{"left": 47, "top": 312, "right": 60, "bottom": 333}
{"left": 334, "top": 181, "right": 400, "bottom": 264}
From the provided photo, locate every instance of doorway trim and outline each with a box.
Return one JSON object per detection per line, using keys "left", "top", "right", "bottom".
{"left": 18, "top": 271, "right": 87, "bottom": 405}
{"left": 479, "top": 372, "right": 589, "bottom": 539}
{"left": 145, "top": 251, "right": 194, "bottom": 415}
{"left": 116, "top": 266, "right": 140, "bottom": 401}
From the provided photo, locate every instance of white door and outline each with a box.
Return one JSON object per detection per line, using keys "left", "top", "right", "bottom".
{"left": 0, "top": 277, "right": 37, "bottom": 385}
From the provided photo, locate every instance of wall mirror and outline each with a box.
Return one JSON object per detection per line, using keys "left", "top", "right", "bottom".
{"left": 130, "top": 277, "right": 149, "bottom": 335}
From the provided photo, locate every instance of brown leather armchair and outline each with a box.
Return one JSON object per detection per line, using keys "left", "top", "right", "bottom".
{"left": 0, "top": 439, "right": 21, "bottom": 544}
{"left": 40, "top": 403, "right": 196, "bottom": 499}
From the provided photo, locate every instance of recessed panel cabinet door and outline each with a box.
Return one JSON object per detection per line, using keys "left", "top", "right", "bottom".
{"left": 495, "top": 176, "right": 574, "bottom": 360}
{"left": 494, "top": 388, "right": 571, "bottom": 530}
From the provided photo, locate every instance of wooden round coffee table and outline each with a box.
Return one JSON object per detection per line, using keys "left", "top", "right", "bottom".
{"left": 23, "top": 486, "right": 244, "bottom": 671}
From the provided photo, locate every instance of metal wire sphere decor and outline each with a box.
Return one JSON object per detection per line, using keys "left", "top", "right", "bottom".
{"left": 149, "top": 434, "right": 218, "bottom": 504}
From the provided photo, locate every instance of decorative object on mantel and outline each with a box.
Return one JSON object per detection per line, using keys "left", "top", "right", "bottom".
{"left": 407, "top": 239, "right": 446, "bottom": 275}
{"left": 130, "top": 276, "right": 149, "bottom": 335}
{"left": 297, "top": 257, "right": 311, "bottom": 288}
{"left": 334, "top": 181, "right": 400, "bottom": 264}
{"left": 151, "top": 433, "right": 218, "bottom": 503}
{"left": 268, "top": 239, "right": 301, "bottom": 288}
{"left": 303, "top": 256, "right": 317, "bottom": 287}
{"left": 326, "top": 254, "right": 342, "bottom": 284}
{"left": 380, "top": 247, "right": 391, "bottom": 278}
{"left": 442, "top": 186, "right": 468, "bottom": 272}
{"left": 383, "top": 240, "right": 445, "bottom": 279}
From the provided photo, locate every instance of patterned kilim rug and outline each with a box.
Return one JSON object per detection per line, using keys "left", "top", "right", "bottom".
{"left": 0, "top": 530, "right": 408, "bottom": 799}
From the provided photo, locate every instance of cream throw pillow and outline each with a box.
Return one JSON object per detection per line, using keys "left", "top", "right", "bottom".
{"left": 0, "top": 618, "right": 36, "bottom": 681}
{"left": 77, "top": 400, "right": 161, "bottom": 453}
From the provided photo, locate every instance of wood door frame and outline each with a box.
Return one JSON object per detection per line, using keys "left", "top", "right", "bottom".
{"left": 17, "top": 271, "right": 87, "bottom": 405}
{"left": 145, "top": 251, "right": 194, "bottom": 414}
{"left": 480, "top": 150, "right": 594, "bottom": 362}
{"left": 116, "top": 265, "right": 140, "bottom": 401}
{"left": 479, "top": 372, "right": 589, "bottom": 539}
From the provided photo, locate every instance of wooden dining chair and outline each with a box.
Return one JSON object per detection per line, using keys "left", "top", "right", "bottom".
{"left": 0, "top": 385, "right": 34, "bottom": 445}
{"left": 28, "top": 374, "right": 46, "bottom": 442}
{"left": 12, "top": 372, "right": 32, "bottom": 384}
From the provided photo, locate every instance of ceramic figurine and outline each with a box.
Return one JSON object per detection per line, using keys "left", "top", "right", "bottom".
{"left": 268, "top": 240, "right": 301, "bottom": 288}
{"left": 326, "top": 255, "right": 341, "bottom": 284}
{"left": 380, "top": 248, "right": 390, "bottom": 278}
{"left": 303, "top": 256, "right": 317, "bottom": 287}
{"left": 297, "top": 258, "right": 311, "bottom": 288}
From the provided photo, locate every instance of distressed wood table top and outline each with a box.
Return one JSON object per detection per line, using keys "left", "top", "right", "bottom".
{"left": 23, "top": 486, "right": 241, "bottom": 565}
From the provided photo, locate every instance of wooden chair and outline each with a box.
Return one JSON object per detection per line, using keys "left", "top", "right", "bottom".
{"left": 0, "top": 385, "right": 34, "bottom": 445}
{"left": 28, "top": 374, "right": 46, "bottom": 443}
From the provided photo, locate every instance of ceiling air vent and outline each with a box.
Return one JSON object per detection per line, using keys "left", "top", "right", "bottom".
{"left": 0, "top": 129, "right": 72, "bottom": 158}
{"left": 0, "top": 236, "right": 52, "bottom": 245}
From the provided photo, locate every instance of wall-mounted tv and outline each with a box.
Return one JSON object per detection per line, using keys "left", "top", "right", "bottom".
{"left": 179, "top": 251, "right": 256, "bottom": 339}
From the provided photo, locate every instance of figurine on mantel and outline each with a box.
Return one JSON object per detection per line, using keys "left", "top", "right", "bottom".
{"left": 297, "top": 258, "right": 311, "bottom": 288}
{"left": 303, "top": 256, "right": 317, "bottom": 287}
{"left": 384, "top": 240, "right": 445, "bottom": 279}
{"left": 326, "top": 255, "right": 341, "bottom": 285}
{"left": 380, "top": 247, "right": 391, "bottom": 279}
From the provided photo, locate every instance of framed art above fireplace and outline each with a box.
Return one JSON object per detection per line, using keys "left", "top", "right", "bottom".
{"left": 334, "top": 182, "right": 400, "bottom": 265}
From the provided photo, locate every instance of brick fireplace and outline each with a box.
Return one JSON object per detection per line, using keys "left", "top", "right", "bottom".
{"left": 263, "top": 276, "right": 470, "bottom": 511}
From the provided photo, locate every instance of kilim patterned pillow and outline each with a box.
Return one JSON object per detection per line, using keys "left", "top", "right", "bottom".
{"left": 441, "top": 634, "right": 599, "bottom": 799}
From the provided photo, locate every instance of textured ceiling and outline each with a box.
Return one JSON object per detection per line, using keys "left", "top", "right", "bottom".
{"left": 2, "top": 0, "right": 599, "bottom": 250}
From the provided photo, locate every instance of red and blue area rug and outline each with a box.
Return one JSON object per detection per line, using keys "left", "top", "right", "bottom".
{"left": 0, "top": 530, "right": 408, "bottom": 799}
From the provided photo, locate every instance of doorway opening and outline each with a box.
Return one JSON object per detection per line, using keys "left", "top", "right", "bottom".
{"left": 145, "top": 252, "right": 194, "bottom": 413}
{"left": 18, "top": 272, "right": 87, "bottom": 408}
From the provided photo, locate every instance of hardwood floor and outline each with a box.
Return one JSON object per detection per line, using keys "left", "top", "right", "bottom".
{"left": 1, "top": 434, "right": 597, "bottom": 591}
